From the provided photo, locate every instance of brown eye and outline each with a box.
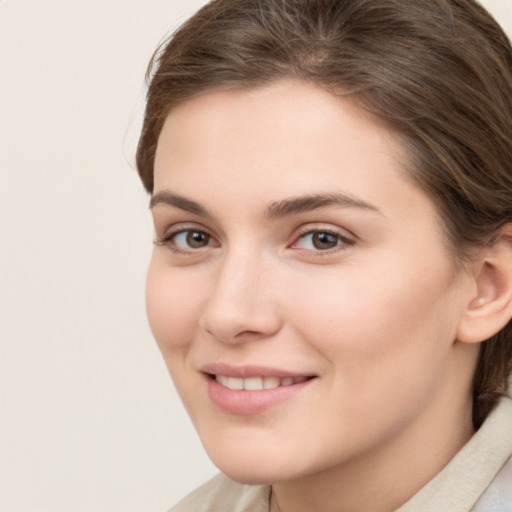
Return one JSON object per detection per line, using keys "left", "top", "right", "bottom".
{"left": 311, "top": 232, "right": 339, "bottom": 250}
{"left": 184, "top": 230, "right": 211, "bottom": 248}
{"left": 163, "top": 229, "right": 216, "bottom": 250}
{"left": 293, "top": 229, "right": 353, "bottom": 252}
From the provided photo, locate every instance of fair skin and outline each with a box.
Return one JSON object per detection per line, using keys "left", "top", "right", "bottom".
{"left": 147, "top": 80, "right": 488, "bottom": 512}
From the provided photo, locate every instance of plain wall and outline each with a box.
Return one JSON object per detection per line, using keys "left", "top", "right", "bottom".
{"left": 0, "top": 1, "right": 511, "bottom": 511}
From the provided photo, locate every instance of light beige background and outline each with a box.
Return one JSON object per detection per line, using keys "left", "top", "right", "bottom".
{"left": 0, "top": 1, "right": 511, "bottom": 511}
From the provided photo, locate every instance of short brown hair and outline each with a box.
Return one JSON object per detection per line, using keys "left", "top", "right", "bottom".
{"left": 137, "top": 0, "right": 512, "bottom": 428}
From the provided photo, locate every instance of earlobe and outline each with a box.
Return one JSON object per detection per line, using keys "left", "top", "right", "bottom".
{"left": 457, "top": 225, "right": 512, "bottom": 344}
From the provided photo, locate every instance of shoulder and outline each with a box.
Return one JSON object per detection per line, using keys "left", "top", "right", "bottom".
{"left": 471, "top": 455, "right": 512, "bottom": 511}
{"left": 168, "top": 473, "right": 270, "bottom": 512}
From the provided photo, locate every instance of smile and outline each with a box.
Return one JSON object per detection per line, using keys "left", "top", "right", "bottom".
{"left": 205, "top": 370, "right": 316, "bottom": 415}
{"left": 214, "top": 375, "right": 309, "bottom": 391}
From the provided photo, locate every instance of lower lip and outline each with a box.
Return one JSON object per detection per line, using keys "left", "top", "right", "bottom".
{"left": 206, "top": 375, "right": 314, "bottom": 415}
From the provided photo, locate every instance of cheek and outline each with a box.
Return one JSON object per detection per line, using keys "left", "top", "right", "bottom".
{"left": 286, "top": 261, "right": 460, "bottom": 384}
{"left": 281, "top": 264, "right": 464, "bottom": 446}
{"left": 145, "top": 258, "right": 203, "bottom": 352}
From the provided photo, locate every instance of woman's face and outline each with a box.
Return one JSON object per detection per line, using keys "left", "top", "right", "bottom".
{"left": 147, "top": 81, "right": 477, "bottom": 484}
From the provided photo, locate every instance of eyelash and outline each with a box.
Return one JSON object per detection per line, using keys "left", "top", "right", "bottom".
{"left": 291, "top": 227, "right": 355, "bottom": 254}
{"left": 154, "top": 225, "right": 355, "bottom": 256}
{"left": 154, "top": 226, "right": 217, "bottom": 253}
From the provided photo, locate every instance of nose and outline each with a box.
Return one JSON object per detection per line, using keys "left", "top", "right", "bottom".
{"left": 199, "top": 251, "right": 282, "bottom": 344}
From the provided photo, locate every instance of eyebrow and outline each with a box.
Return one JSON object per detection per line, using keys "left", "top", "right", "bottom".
{"left": 149, "top": 191, "right": 212, "bottom": 217}
{"left": 149, "top": 190, "right": 381, "bottom": 219}
{"left": 264, "top": 193, "right": 381, "bottom": 219}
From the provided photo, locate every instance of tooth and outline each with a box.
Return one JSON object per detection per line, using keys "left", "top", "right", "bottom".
{"left": 227, "top": 377, "right": 244, "bottom": 390}
{"left": 263, "top": 376, "right": 280, "bottom": 389}
{"left": 244, "top": 377, "right": 264, "bottom": 390}
{"left": 215, "top": 374, "right": 308, "bottom": 390}
{"left": 216, "top": 375, "right": 229, "bottom": 386}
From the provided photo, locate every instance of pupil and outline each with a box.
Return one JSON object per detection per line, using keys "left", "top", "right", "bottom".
{"left": 313, "top": 232, "right": 338, "bottom": 250}
{"left": 187, "top": 231, "right": 208, "bottom": 248}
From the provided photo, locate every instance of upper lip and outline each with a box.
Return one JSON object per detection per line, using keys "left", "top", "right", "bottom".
{"left": 201, "top": 363, "right": 315, "bottom": 379}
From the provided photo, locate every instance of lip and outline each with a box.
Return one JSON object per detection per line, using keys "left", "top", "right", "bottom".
{"left": 201, "top": 363, "right": 313, "bottom": 379}
{"left": 201, "top": 364, "right": 316, "bottom": 415}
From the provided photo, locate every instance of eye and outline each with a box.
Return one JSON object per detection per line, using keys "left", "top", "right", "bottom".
{"left": 174, "top": 230, "right": 213, "bottom": 249}
{"left": 292, "top": 229, "right": 353, "bottom": 251}
{"left": 155, "top": 228, "right": 218, "bottom": 251}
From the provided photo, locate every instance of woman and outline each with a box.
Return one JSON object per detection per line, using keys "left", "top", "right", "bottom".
{"left": 137, "top": 1, "right": 512, "bottom": 510}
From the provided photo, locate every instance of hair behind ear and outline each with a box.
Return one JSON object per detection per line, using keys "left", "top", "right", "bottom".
{"left": 473, "top": 328, "right": 512, "bottom": 428}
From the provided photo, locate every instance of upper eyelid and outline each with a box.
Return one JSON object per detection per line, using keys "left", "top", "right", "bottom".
{"left": 293, "top": 222, "right": 356, "bottom": 240}
{"left": 158, "top": 221, "right": 214, "bottom": 237}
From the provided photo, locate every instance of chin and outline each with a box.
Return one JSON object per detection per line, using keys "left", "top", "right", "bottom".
{"left": 205, "top": 442, "right": 312, "bottom": 485}
{"left": 219, "top": 467, "right": 276, "bottom": 485}
{"left": 215, "top": 461, "right": 293, "bottom": 486}
{"left": 201, "top": 442, "right": 280, "bottom": 484}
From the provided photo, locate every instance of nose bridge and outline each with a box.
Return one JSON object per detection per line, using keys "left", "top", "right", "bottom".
{"left": 200, "top": 244, "right": 280, "bottom": 343}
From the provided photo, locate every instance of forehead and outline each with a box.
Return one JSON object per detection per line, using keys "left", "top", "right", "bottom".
{"left": 154, "top": 80, "right": 406, "bottom": 191}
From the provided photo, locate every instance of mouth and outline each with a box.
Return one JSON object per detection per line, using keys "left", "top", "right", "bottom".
{"left": 211, "top": 374, "right": 311, "bottom": 391}
{"left": 202, "top": 367, "right": 317, "bottom": 414}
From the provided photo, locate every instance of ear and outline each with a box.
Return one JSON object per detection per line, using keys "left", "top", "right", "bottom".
{"left": 457, "top": 225, "right": 512, "bottom": 344}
